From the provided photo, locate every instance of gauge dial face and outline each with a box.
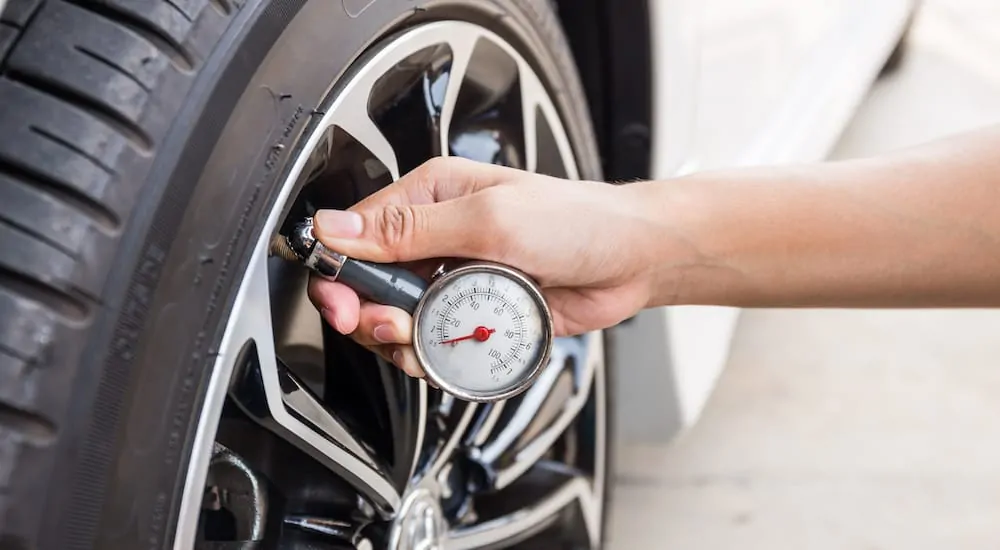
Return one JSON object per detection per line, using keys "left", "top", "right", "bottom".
{"left": 414, "top": 267, "right": 549, "bottom": 397}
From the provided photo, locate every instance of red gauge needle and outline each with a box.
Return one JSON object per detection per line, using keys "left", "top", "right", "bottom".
{"left": 440, "top": 326, "right": 495, "bottom": 345}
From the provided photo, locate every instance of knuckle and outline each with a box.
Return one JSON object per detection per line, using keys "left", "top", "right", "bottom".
{"left": 409, "top": 157, "right": 454, "bottom": 199}
{"left": 479, "top": 186, "right": 512, "bottom": 223}
{"left": 373, "top": 205, "right": 417, "bottom": 258}
{"left": 470, "top": 189, "right": 514, "bottom": 253}
{"left": 421, "top": 156, "right": 452, "bottom": 176}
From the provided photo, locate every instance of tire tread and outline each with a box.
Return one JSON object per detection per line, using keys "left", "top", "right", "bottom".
{"left": 0, "top": 0, "right": 237, "bottom": 544}
{"left": 61, "top": 0, "right": 197, "bottom": 69}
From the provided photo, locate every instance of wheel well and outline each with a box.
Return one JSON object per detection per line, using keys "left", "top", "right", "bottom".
{"left": 553, "top": 0, "right": 652, "bottom": 181}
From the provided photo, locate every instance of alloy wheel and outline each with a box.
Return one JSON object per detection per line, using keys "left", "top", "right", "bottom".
{"left": 174, "top": 20, "right": 607, "bottom": 550}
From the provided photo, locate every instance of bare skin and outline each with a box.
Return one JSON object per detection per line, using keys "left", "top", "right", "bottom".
{"left": 308, "top": 125, "right": 1000, "bottom": 376}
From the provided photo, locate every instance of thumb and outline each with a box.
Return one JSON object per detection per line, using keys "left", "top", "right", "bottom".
{"left": 312, "top": 197, "right": 485, "bottom": 263}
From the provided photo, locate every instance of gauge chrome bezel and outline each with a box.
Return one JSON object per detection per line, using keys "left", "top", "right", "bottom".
{"left": 411, "top": 261, "right": 554, "bottom": 403}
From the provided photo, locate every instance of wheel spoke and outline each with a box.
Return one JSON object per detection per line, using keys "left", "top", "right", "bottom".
{"left": 417, "top": 396, "right": 479, "bottom": 484}
{"left": 175, "top": 241, "right": 283, "bottom": 550}
{"left": 518, "top": 63, "right": 579, "bottom": 179}
{"left": 469, "top": 333, "right": 601, "bottom": 491}
{"left": 437, "top": 33, "right": 479, "bottom": 157}
{"left": 325, "top": 59, "right": 400, "bottom": 182}
{"left": 410, "top": 381, "right": 428, "bottom": 482}
{"left": 325, "top": 22, "right": 492, "bottom": 180}
{"left": 378, "top": 367, "right": 429, "bottom": 486}
{"left": 329, "top": 113, "right": 401, "bottom": 182}
{"left": 283, "top": 515, "right": 375, "bottom": 549}
{"left": 225, "top": 251, "right": 400, "bottom": 518}
{"left": 466, "top": 400, "right": 506, "bottom": 447}
{"left": 521, "top": 65, "right": 541, "bottom": 175}
{"left": 445, "top": 474, "right": 599, "bottom": 550}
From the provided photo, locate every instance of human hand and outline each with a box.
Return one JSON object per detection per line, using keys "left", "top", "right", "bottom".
{"left": 307, "top": 157, "right": 659, "bottom": 377}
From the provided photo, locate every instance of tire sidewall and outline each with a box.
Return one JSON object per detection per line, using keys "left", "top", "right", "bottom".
{"left": 70, "top": 0, "right": 604, "bottom": 547}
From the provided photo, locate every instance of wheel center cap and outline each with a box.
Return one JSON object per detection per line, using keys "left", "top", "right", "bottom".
{"left": 390, "top": 488, "right": 447, "bottom": 550}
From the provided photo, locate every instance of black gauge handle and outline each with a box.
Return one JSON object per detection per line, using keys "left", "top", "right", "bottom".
{"left": 281, "top": 217, "right": 428, "bottom": 314}
{"left": 336, "top": 258, "right": 427, "bottom": 315}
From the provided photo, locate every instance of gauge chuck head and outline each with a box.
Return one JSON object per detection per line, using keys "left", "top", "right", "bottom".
{"left": 269, "top": 218, "right": 315, "bottom": 262}
{"left": 269, "top": 216, "right": 427, "bottom": 314}
{"left": 272, "top": 217, "right": 347, "bottom": 278}
{"left": 287, "top": 218, "right": 318, "bottom": 260}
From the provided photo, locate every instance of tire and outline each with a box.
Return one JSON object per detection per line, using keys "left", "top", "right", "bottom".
{"left": 0, "top": 0, "right": 612, "bottom": 548}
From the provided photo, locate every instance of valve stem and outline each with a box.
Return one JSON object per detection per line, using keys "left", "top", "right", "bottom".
{"left": 268, "top": 217, "right": 318, "bottom": 262}
{"left": 269, "top": 234, "right": 300, "bottom": 262}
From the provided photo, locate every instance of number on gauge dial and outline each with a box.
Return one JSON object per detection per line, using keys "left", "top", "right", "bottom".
{"left": 416, "top": 270, "right": 546, "bottom": 394}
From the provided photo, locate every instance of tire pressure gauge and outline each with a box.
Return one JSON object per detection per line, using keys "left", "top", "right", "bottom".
{"left": 411, "top": 262, "right": 553, "bottom": 402}
{"left": 272, "top": 217, "right": 554, "bottom": 402}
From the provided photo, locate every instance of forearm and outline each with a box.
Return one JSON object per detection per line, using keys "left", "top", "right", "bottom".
{"left": 637, "top": 125, "right": 1000, "bottom": 308}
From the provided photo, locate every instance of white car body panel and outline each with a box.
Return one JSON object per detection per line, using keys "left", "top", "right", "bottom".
{"left": 618, "top": 0, "right": 917, "bottom": 441}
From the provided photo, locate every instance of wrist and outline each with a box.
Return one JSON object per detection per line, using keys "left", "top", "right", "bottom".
{"left": 615, "top": 178, "right": 691, "bottom": 309}
{"left": 620, "top": 174, "right": 739, "bottom": 309}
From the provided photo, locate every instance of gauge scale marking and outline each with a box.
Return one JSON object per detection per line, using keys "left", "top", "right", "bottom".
{"left": 413, "top": 263, "right": 553, "bottom": 402}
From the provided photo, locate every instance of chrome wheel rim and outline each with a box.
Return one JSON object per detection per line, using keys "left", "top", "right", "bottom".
{"left": 174, "top": 20, "right": 606, "bottom": 550}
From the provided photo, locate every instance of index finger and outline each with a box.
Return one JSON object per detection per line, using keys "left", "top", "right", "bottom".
{"left": 349, "top": 157, "right": 520, "bottom": 212}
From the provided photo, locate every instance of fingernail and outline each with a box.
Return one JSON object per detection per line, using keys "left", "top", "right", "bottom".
{"left": 391, "top": 349, "right": 403, "bottom": 366}
{"left": 373, "top": 324, "right": 393, "bottom": 343}
{"left": 315, "top": 209, "right": 363, "bottom": 238}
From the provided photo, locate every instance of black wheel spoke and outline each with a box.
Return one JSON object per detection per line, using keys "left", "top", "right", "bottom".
{"left": 283, "top": 515, "right": 375, "bottom": 548}
{"left": 466, "top": 400, "right": 507, "bottom": 447}
{"left": 468, "top": 334, "right": 600, "bottom": 491}
{"left": 416, "top": 395, "right": 479, "bottom": 484}
{"left": 378, "top": 363, "right": 429, "bottom": 489}
{"left": 446, "top": 468, "right": 600, "bottom": 550}
{"left": 437, "top": 33, "right": 479, "bottom": 158}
